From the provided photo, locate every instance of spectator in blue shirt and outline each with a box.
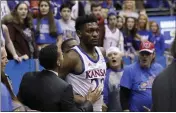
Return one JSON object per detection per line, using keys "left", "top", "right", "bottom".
{"left": 149, "top": 21, "right": 165, "bottom": 56}
{"left": 1, "top": 82, "right": 13, "bottom": 112}
{"left": 136, "top": 14, "right": 152, "bottom": 50}
{"left": 33, "top": 0, "right": 63, "bottom": 54}
{"left": 137, "top": 14, "right": 152, "bottom": 41}
{"left": 101, "top": 0, "right": 114, "bottom": 10}
{"left": 50, "top": 0, "right": 70, "bottom": 19}
{"left": 120, "top": 41, "right": 163, "bottom": 112}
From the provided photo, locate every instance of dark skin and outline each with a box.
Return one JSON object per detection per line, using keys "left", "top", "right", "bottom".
{"left": 60, "top": 22, "right": 105, "bottom": 76}
{"left": 59, "top": 22, "right": 106, "bottom": 104}
{"left": 62, "top": 40, "right": 78, "bottom": 53}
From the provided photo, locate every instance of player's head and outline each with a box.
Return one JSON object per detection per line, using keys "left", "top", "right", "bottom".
{"left": 75, "top": 15, "right": 99, "bottom": 47}
{"left": 106, "top": 47, "right": 123, "bottom": 69}
{"left": 61, "top": 38, "right": 78, "bottom": 52}
{"left": 139, "top": 41, "right": 155, "bottom": 68}
{"left": 39, "top": 45, "right": 61, "bottom": 70}
{"left": 60, "top": 3, "right": 72, "bottom": 21}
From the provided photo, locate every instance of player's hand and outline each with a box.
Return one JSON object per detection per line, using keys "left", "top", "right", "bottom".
{"left": 86, "top": 87, "right": 102, "bottom": 104}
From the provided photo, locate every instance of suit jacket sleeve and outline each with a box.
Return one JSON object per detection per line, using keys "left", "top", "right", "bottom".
{"left": 60, "top": 84, "right": 93, "bottom": 112}
{"left": 17, "top": 72, "right": 29, "bottom": 103}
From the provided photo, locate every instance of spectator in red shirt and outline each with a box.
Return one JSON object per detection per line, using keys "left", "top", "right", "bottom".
{"left": 91, "top": 3, "right": 105, "bottom": 47}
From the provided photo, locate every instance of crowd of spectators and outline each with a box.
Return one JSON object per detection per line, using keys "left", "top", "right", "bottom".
{"left": 1, "top": 0, "right": 176, "bottom": 112}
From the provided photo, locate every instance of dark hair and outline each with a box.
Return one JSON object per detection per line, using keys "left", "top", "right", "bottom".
{"left": 75, "top": 15, "right": 97, "bottom": 31}
{"left": 171, "top": 36, "right": 176, "bottom": 58}
{"left": 116, "top": 15, "right": 124, "bottom": 30}
{"left": 107, "top": 13, "right": 116, "bottom": 24}
{"left": 36, "top": 0, "right": 57, "bottom": 37}
{"left": 91, "top": 3, "right": 101, "bottom": 11}
{"left": 123, "top": 17, "right": 137, "bottom": 39}
{"left": 78, "top": 2, "right": 85, "bottom": 17}
{"left": 39, "top": 44, "right": 59, "bottom": 70}
{"left": 61, "top": 38, "right": 76, "bottom": 51}
{"left": 116, "top": 15, "right": 123, "bottom": 20}
{"left": 60, "top": 3, "right": 72, "bottom": 12}
{"left": 11, "top": 2, "right": 33, "bottom": 29}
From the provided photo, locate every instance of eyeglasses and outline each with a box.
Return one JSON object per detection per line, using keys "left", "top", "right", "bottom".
{"left": 139, "top": 51, "right": 152, "bottom": 56}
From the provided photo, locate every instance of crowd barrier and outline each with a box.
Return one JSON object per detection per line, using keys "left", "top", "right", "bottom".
{"left": 5, "top": 59, "right": 39, "bottom": 94}
{"left": 5, "top": 56, "right": 167, "bottom": 95}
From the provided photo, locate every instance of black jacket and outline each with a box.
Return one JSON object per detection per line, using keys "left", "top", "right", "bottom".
{"left": 17, "top": 70, "right": 93, "bottom": 112}
{"left": 152, "top": 62, "right": 176, "bottom": 112}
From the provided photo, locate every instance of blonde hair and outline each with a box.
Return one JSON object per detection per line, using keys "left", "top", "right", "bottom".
{"left": 122, "top": 0, "right": 136, "bottom": 12}
{"left": 138, "top": 14, "right": 150, "bottom": 31}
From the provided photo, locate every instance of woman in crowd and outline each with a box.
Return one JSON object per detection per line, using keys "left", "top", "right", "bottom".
{"left": 103, "top": 11, "right": 124, "bottom": 53}
{"left": 137, "top": 14, "right": 152, "bottom": 41}
{"left": 135, "top": 14, "right": 152, "bottom": 50}
{"left": 119, "top": 0, "right": 139, "bottom": 19}
{"left": 1, "top": 24, "right": 21, "bottom": 62}
{"left": 33, "top": 0, "right": 63, "bottom": 52}
{"left": 116, "top": 15, "right": 124, "bottom": 32}
{"left": 103, "top": 47, "right": 124, "bottom": 112}
{"left": 2, "top": 2, "right": 38, "bottom": 60}
{"left": 123, "top": 17, "right": 138, "bottom": 62}
{"left": 149, "top": 21, "right": 165, "bottom": 56}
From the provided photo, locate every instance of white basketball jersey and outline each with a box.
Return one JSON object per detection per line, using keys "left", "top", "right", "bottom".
{"left": 104, "top": 25, "right": 123, "bottom": 51}
{"left": 66, "top": 46, "right": 107, "bottom": 111}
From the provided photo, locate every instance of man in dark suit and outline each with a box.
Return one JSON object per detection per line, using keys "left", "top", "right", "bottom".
{"left": 17, "top": 45, "right": 101, "bottom": 112}
{"left": 152, "top": 37, "right": 176, "bottom": 112}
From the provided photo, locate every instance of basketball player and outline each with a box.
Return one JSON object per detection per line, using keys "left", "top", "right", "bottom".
{"left": 60, "top": 15, "right": 107, "bottom": 112}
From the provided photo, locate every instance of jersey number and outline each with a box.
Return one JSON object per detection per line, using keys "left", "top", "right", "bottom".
{"left": 91, "top": 78, "right": 104, "bottom": 91}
